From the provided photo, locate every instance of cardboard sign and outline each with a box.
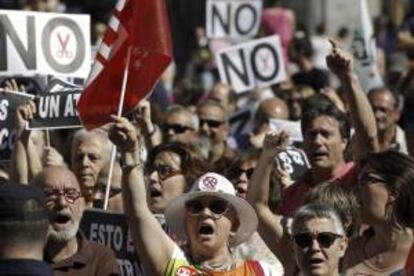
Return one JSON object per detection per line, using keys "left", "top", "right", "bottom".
{"left": 206, "top": 0, "right": 262, "bottom": 39}
{"left": 351, "top": 0, "right": 383, "bottom": 92}
{"left": 28, "top": 79, "right": 82, "bottom": 130}
{"left": 275, "top": 146, "right": 310, "bottom": 181}
{"left": 216, "top": 35, "right": 286, "bottom": 93}
{"left": 0, "top": 10, "right": 91, "bottom": 78}
{"left": 80, "top": 209, "right": 144, "bottom": 276}
{"left": 0, "top": 91, "right": 34, "bottom": 162}
{"left": 269, "top": 119, "right": 303, "bottom": 143}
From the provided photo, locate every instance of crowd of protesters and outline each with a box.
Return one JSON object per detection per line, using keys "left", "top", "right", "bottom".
{"left": 3, "top": 0, "right": 414, "bottom": 275}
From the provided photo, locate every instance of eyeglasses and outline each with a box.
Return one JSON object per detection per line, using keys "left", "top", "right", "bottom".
{"left": 230, "top": 168, "right": 255, "bottom": 179}
{"left": 186, "top": 199, "right": 229, "bottom": 219}
{"left": 43, "top": 188, "right": 81, "bottom": 205}
{"left": 163, "top": 123, "right": 194, "bottom": 134}
{"left": 293, "top": 232, "right": 343, "bottom": 248}
{"left": 199, "top": 119, "right": 223, "bottom": 128}
{"left": 147, "top": 164, "right": 182, "bottom": 181}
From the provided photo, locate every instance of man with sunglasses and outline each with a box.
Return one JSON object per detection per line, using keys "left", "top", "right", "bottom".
{"left": 291, "top": 204, "right": 348, "bottom": 276}
{"left": 197, "top": 100, "right": 236, "bottom": 169}
{"left": 163, "top": 105, "right": 199, "bottom": 145}
{"left": 32, "top": 166, "right": 120, "bottom": 275}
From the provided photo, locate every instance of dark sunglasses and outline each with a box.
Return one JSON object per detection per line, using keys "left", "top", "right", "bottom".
{"left": 185, "top": 199, "right": 229, "bottom": 218}
{"left": 231, "top": 168, "right": 255, "bottom": 179}
{"left": 163, "top": 123, "right": 194, "bottom": 134}
{"left": 293, "top": 232, "right": 343, "bottom": 248}
{"left": 199, "top": 119, "right": 223, "bottom": 128}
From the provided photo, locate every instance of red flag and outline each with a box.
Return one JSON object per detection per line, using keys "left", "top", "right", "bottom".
{"left": 77, "top": 0, "right": 173, "bottom": 129}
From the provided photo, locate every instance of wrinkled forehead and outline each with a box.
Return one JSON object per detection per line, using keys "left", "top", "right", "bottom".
{"left": 39, "top": 170, "right": 81, "bottom": 191}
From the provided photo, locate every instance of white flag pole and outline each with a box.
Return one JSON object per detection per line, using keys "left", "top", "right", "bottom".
{"left": 103, "top": 47, "right": 132, "bottom": 210}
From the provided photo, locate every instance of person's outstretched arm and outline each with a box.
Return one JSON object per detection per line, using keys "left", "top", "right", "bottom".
{"left": 108, "top": 115, "right": 175, "bottom": 276}
{"left": 326, "top": 39, "right": 378, "bottom": 163}
{"left": 247, "top": 131, "right": 294, "bottom": 266}
{"left": 10, "top": 101, "right": 36, "bottom": 184}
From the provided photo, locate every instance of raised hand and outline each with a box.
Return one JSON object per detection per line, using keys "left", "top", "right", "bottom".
{"left": 42, "top": 146, "right": 65, "bottom": 167}
{"left": 262, "top": 130, "right": 290, "bottom": 159}
{"left": 326, "top": 39, "right": 353, "bottom": 79}
{"left": 108, "top": 115, "right": 139, "bottom": 153}
{"left": 15, "top": 100, "right": 36, "bottom": 136}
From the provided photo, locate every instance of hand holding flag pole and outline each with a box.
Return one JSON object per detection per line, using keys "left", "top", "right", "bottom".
{"left": 77, "top": 0, "right": 173, "bottom": 210}
{"left": 104, "top": 47, "right": 132, "bottom": 210}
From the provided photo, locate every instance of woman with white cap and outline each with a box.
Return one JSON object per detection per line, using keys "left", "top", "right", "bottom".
{"left": 108, "top": 115, "right": 280, "bottom": 276}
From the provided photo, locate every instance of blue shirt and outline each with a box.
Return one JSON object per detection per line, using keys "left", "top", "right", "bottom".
{"left": 0, "top": 259, "right": 53, "bottom": 276}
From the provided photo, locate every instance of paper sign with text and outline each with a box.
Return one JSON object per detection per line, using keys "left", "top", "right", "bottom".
{"left": 206, "top": 0, "right": 262, "bottom": 39}
{"left": 0, "top": 9, "right": 91, "bottom": 78}
{"left": 216, "top": 35, "right": 286, "bottom": 93}
{"left": 269, "top": 118, "right": 303, "bottom": 142}
{"left": 28, "top": 78, "right": 82, "bottom": 130}
{"left": 0, "top": 91, "right": 34, "bottom": 162}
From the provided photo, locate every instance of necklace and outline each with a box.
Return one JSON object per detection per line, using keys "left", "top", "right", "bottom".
{"left": 195, "top": 256, "right": 236, "bottom": 272}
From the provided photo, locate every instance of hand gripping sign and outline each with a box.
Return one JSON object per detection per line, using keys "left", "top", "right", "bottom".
{"left": 216, "top": 35, "right": 287, "bottom": 93}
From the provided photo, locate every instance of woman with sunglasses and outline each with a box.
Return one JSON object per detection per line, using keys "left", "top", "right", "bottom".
{"left": 226, "top": 150, "right": 261, "bottom": 200}
{"left": 343, "top": 150, "right": 414, "bottom": 275}
{"left": 291, "top": 204, "right": 348, "bottom": 276}
{"left": 145, "top": 142, "right": 206, "bottom": 215}
{"left": 108, "top": 116, "right": 280, "bottom": 276}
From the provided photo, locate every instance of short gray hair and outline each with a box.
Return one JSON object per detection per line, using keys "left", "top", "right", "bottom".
{"left": 291, "top": 204, "right": 345, "bottom": 235}
{"left": 71, "top": 128, "right": 112, "bottom": 158}
{"left": 166, "top": 105, "right": 199, "bottom": 131}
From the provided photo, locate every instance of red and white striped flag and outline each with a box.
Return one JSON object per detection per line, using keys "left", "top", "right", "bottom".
{"left": 78, "top": 0, "right": 173, "bottom": 129}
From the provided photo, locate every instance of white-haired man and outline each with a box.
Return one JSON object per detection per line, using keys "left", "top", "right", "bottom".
{"left": 33, "top": 166, "right": 120, "bottom": 276}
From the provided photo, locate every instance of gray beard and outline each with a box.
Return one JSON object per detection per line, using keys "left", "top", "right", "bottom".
{"left": 48, "top": 220, "right": 79, "bottom": 243}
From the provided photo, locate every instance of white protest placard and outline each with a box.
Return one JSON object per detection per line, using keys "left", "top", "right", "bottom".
{"left": 0, "top": 9, "right": 91, "bottom": 78}
{"left": 269, "top": 118, "right": 303, "bottom": 143}
{"left": 216, "top": 35, "right": 286, "bottom": 93}
{"left": 206, "top": 0, "right": 262, "bottom": 39}
{"left": 351, "top": 0, "right": 383, "bottom": 92}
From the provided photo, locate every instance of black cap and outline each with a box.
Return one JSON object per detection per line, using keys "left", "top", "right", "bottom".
{"left": 0, "top": 183, "right": 48, "bottom": 222}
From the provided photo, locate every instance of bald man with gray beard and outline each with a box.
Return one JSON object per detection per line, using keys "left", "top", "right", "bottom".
{"left": 33, "top": 166, "right": 120, "bottom": 276}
